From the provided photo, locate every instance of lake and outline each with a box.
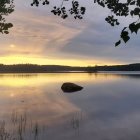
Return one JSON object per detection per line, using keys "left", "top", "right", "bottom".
{"left": 1, "top": 72, "right": 140, "bottom": 140}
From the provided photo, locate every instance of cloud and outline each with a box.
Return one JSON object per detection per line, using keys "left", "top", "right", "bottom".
{"left": 59, "top": 19, "right": 140, "bottom": 65}
{"left": 0, "top": 0, "right": 140, "bottom": 65}
{"left": 1, "top": 1, "right": 86, "bottom": 58}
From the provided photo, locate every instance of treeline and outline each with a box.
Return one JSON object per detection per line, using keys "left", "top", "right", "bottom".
{"left": 95, "top": 63, "right": 140, "bottom": 71}
{"left": 0, "top": 64, "right": 96, "bottom": 73}
{"left": 0, "top": 63, "right": 140, "bottom": 73}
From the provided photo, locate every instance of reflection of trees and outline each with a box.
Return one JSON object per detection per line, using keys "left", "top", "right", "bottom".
{"left": 0, "top": 0, "right": 14, "bottom": 34}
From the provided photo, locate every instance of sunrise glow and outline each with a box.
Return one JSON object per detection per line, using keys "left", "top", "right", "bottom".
{"left": 0, "top": 55, "right": 121, "bottom": 66}
{"left": 0, "top": 55, "right": 91, "bottom": 66}
{"left": 1, "top": 0, "right": 138, "bottom": 67}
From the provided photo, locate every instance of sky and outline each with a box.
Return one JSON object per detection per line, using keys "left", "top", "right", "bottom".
{"left": 0, "top": 0, "right": 140, "bottom": 66}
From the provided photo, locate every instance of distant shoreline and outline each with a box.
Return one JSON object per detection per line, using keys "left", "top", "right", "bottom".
{"left": 0, "top": 63, "right": 140, "bottom": 73}
{"left": 1, "top": 71, "right": 140, "bottom": 74}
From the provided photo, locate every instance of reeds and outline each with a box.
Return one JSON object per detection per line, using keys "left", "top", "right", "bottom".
{"left": 0, "top": 111, "right": 41, "bottom": 140}
{"left": 0, "top": 110, "right": 84, "bottom": 140}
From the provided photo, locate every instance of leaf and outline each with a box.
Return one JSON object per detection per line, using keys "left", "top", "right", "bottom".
{"left": 120, "top": 30, "right": 130, "bottom": 43}
{"left": 129, "top": 22, "right": 140, "bottom": 34}
{"left": 130, "top": 11, "right": 134, "bottom": 16}
{"left": 122, "top": 35, "right": 130, "bottom": 43}
{"left": 115, "top": 40, "right": 121, "bottom": 47}
{"left": 121, "top": 31, "right": 129, "bottom": 37}
{"left": 7, "top": 23, "right": 13, "bottom": 28}
{"left": 133, "top": 8, "right": 140, "bottom": 15}
{"left": 135, "top": 23, "right": 140, "bottom": 33}
{"left": 129, "top": 22, "right": 136, "bottom": 33}
{"left": 4, "top": 30, "right": 9, "bottom": 34}
{"left": 130, "top": 1, "right": 135, "bottom": 5}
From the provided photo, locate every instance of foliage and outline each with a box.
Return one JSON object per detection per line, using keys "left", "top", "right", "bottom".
{"left": 0, "top": 0, "right": 14, "bottom": 34}
{"left": 31, "top": 0, "right": 140, "bottom": 46}
{"left": 1, "top": 0, "right": 140, "bottom": 46}
{"left": 31, "top": 0, "right": 86, "bottom": 19}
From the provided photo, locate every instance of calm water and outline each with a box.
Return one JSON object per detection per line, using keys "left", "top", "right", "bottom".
{"left": 1, "top": 72, "right": 140, "bottom": 140}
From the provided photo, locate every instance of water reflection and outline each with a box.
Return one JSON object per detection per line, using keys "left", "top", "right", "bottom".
{"left": 0, "top": 73, "right": 140, "bottom": 140}
{"left": 0, "top": 73, "right": 126, "bottom": 87}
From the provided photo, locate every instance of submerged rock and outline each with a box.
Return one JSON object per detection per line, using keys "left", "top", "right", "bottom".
{"left": 61, "top": 82, "right": 83, "bottom": 93}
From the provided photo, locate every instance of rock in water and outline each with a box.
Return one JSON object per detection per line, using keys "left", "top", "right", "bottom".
{"left": 61, "top": 82, "right": 83, "bottom": 93}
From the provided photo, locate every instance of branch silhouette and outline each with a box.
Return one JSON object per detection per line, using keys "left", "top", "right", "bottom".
{"left": 0, "top": 0, "right": 14, "bottom": 34}
{"left": 1, "top": 0, "right": 140, "bottom": 46}
{"left": 31, "top": 0, "right": 140, "bottom": 46}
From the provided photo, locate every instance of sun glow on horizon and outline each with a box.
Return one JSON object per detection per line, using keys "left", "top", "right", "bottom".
{"left": 0, "top": 55, "right": 121, "bottom": 66}
{"left": 0, "top": 55, "right": 93, "bottom": 66}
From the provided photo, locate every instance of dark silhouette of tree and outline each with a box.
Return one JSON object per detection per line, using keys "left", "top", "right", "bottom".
{"left": 0, "top": 0, "right": 14, "bottom": 34}
{"left": 1, "top": 0, "right": 140, "bottom": 46}
{"left": 31, "top": 0, "right": 140, "bottom": 46}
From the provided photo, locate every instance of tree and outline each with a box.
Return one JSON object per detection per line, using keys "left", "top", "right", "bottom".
{"left": 2, "top": 0, "right": 140, "bottom": 46}
{"left": 0, "top": 0, "right": 14, "bottom": 34}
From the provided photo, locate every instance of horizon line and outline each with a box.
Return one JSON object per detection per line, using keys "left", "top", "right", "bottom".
{"left": 0, "top": 63, "right": 139, "bottom": 67}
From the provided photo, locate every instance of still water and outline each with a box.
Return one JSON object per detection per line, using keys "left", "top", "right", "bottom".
{"left": 0, "top": 72, "right": 140, "bottom": 140}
